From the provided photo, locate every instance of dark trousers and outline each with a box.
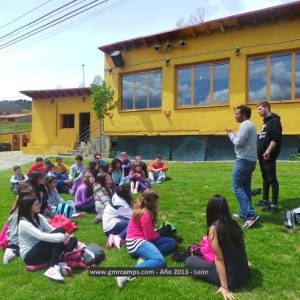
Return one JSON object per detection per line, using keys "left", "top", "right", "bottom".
{"left": 24, "top": 227, "right": 77, "bottom": 267}
{"left": 105, "top": 219, "right": 129, "bottom": 239}
{"left": 259, "top": 158, "right": 279, "bottom": 205}
{"left": 185, "top": 255, "right": 220, "bottom": 286}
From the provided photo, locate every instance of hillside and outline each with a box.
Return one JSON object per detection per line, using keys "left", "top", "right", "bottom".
{"left": 0, "top": 100, "right": 32, "bottom": 114}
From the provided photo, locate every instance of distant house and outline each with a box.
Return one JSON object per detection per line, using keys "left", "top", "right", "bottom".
{"left": 98, "top": 1, "right": 300, "bottom": 160}
{"left": 20, "top": 88, "right": 98, "bottom": 154}
{"left": 0, "top": 113, "right": 32, "bottom": 124}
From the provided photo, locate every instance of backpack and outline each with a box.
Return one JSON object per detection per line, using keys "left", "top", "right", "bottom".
{"left": 284, "top": 207, "right": 300, "bottom": 228}
{"left": 49, "top": 214, "right": 77, "bottom": 234}
{"left": 82, "top": 243, "right": 105, "bottom": 266}
{"left": 55, "top": 201, "right": 77, "bottom": 218}
{"left": 62, "top": 241, "right": 87, "bottom": 269}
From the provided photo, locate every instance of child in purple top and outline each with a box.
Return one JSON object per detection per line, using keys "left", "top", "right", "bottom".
{"left": 128, "top": 165, "right": 149, "bottom": 194}
{"left": 75, "top": 172, "right": 95, "bottom": 212}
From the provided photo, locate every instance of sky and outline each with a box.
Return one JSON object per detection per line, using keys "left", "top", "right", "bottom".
{"left": 0, "top": 0, "right": 296, "bottom": 100}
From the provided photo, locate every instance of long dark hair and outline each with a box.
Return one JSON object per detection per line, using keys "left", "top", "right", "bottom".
{"left": 88, "top": 159, "right": 99, "bottom": 178}
{"left": 206, "top": 195, "right": 244, "bottom": 249}
{"left": 28, "top": 171, "right": 42, "bottom": 188}
{"left": 95, "top": 173, "right": 113, "bottom": 197}
{"left": 10, "top": 185, "right": 35, "bottom": 215}
{"left": 46, "top": 175, "right": 57, "bottom": 196}
{"left": 83, "top": 172, "right": 94, "bottom": 197}
{"left": 17, "top": 194, "right": 40, "bottom": 227}
{"left": 133, "top": 189, "right": 159, "bottom": 223}
{"left": 111, "top": 159, "right": 122, "bottom": 172}
{"left": 115, "top": 184, "right": 132, "bottom": 206}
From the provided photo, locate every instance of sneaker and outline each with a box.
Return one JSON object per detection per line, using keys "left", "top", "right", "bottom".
{"left": 156, "top": 180, "right": 162, "bottom": 184}
{"left": 257, "top": 199, "right": 270, "bottom": 207}
{"left": 137, "top": 257, "right": 144, "bottom": 265}
{"left": 243, "top": 215, "right": 260, "bottom": 229}
{"left": 113, "top": 235, "right": 122, "bottom": 250}
{"left": 232, "top": 213, "right": 244, "bottom": 220}
{"left": 132, "top": 189, "right": 138, "bottom": 195}
{"left": 58, "top": 262, "right": 72, "bottom": 276}
{"left": 3, "top": 248, "right": 16, "bottom": 264}
{"left": 106, "top": 234, "right": 114, "bottom": 249}
{"left": 116, "top": 276, "right": 135, "bottom": 289}
{"left": 44, "top": 265, "right": 64, "bottom": 281}
{"left": 263, "top": 204, "right": 279, "bottom": 211}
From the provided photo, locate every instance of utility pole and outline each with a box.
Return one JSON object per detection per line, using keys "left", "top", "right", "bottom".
{"left": 82, "top": 64, "right": 85, "bottom": 87}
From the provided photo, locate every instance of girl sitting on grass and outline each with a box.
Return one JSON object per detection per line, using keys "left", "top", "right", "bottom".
{"left": 128, "top": 164, "right": 149, "bottom": 194}
{"left": 117, "top": 189, "right": 177, "bottom": 288}
{"left": 18, "top": 194, "right": 77, "bottom": 282}
{"left": 185, "top": 195, "right": 249, "bottom": 300}
{"left": 93, "top": 173, "right": 113, "bottom": 223}
{"left": 75, "top": 171, "right": 95, "bottom": 212}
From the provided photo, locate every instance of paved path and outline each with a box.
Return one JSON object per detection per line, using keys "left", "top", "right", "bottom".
{"left": 0, "top": 151, "right": 36, "bottom": 171}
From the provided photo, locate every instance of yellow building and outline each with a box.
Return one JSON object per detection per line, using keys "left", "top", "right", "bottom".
{"left": 20, "top": 88, "right": 98, "bottom": 154}
{"left": 99, "top": 1, "right": 300, "bottom": 160}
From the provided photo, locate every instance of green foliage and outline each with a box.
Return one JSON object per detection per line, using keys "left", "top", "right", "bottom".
{"left": 0, "top": 122, "right": 31, "bottom": 133}
{"left": 90, "top": 81, "right": 118, "bottom": 119}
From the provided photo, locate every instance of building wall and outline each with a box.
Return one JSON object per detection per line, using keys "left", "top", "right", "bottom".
{"left": 24, "top": 96, "right": 99, "bottom": 154}
{"left": 0, "top": 131, "right": 31, "bottom": 151}
{"left": 103, "top": 18, "right": 300, "bottom": 136}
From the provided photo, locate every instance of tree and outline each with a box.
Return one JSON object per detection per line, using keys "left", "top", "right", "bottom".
{"left": 90, "top": 81, "right": 119, "bottom": 155}
{"left": 176, "top": 7, "right": 205, "bottom": 27}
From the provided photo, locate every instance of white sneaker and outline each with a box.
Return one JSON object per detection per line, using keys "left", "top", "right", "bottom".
{"left": 133, "top": 189, "right": 138, "bottom": 195}
{"left": 116, "top": 276, "right": 134, "bottom": 289}
{"left": 58, "top": 262, "right": 72, "bottom": 276}
{"left": 44, "top": 265, "right": 64, "bottom": 281}
{"left": 3, "top": 248, "right": 16, "bottom": 264}
{"left": 137, "top": 257, "right": 144, "bottom": 265}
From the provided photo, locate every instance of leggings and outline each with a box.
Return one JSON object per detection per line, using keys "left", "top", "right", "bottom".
{"left": 185, "top": 255, "right": 220, "bottom": 286}
{"left": 24, "top": 227, "right": 78, "bottom": 267}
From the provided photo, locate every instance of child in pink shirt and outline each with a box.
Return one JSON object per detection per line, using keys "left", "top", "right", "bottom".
{"left": 117, "top": 189, "right": 176, "bottom": 288}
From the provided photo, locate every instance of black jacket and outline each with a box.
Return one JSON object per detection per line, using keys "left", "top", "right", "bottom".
{"left": 257, "top": 113, "right": 282, "bottom": 160}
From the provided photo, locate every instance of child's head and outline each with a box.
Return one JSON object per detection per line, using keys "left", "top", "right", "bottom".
{"left": 13, "top": 165, "right": 21, "bottom": 174}
{"left": 120, "top": 152, "right": 128, "bottom": 162}
{"left": 46, "top": 175, "right": 57, "bottom": 190}
{"left": 29, "top": 171, "right": 44, "bottom": 186}
{"left": 56, "top": 157, "right": 63, "bottom": 165}
{"left": 36, "top": 157, "right": 43, "bottom": 165}
{"left": 88, "top": 159, "right": 99, "bottom": 174}
{"left": 133, "top": 189, "right": 159, "bottom": 222}
{"left": 206, "top": 195, "right": 231, "bottom": 228}
{"left": 17, "top": 194, "right": 40, "bottom": 225}
{"left": 111, "top": 159, "right": 122, "bottom": 171}
{"left": 75, "top": 155, "right": 83, "bottom": 164}
{"left": 11, "top": 184, "right": 35, "bottom": 215}
{"left": 155, "top": 154, "right": 162, "bottom": 164}
{"left": 133, "top": 164, "right": 142, "bottom": 173}
{"left": 135, "top": 155, "right": 142, "bottom": 165}
{"left": 115, "top": 184, "right": 132, "bottom": 205}
{"left": 83, "top": 171, "right": 94, "bottom": 186}
{"left": 94, "top": 154, "right": 102, "bottom": 160}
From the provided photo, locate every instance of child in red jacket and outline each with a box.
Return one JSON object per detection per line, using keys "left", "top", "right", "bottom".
{"left": 27, "top": 157, "right": 47, "bottom": 177}
{"left": 147, "top": 155, "right": 168, "bottom": 184}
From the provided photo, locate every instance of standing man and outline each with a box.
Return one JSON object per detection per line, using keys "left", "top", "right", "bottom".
{"left": 226, "top": 105, "right": 260, "bottom": 229}
{"left": 257, "top": 101, "right": 282, "bottom": 211}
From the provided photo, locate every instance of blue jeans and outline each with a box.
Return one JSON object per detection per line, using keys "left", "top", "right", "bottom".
{"left": 132, "top": 236, "right": 177, "bottom": 268}
{"left": 106, "top": 219, "right": 129, "bottom": 239}
{"left": 232, "top": 159, "right": 257, "bottom": 220}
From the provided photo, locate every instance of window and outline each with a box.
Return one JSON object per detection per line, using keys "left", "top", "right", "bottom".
{"left": 248, "top": 52, "right": 300, "bottom": 102}
{"left": 177, "top": 61, "right": 229, "bottom": 107}
{"left": 121, "top": 70, "right": 162, "bottom": 110}
{"left": 61, "top": 114, "right": 74, "bottom": 128}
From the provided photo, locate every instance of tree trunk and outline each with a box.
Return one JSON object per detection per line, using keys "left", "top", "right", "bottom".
{"left": 99, "top": 117, "right": 104, "bottom": 156}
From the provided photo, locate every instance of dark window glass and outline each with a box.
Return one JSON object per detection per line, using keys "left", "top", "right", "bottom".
{"left": 295, "top": 53, "right": 300, "bottom": 98}
{"left": 122, "top": 75, "right": 134, "bottom": 110}
{"left": 61, "top": 114, "right": 74, "bottom": 128}
{"left": 248, "top": 57, "right": 267, "bottom": 101}
{"left": 213, "top": 62, "right": 229, "bottom": 103}
{"left": 194, "top": 64, "right": 210, "bottom": 105}
{"left": 135, "top": 73, "right": 148, "bottom": 109}
{"left": 270, "top": 53, "right": 292, "bottom": 101}
{"left": 149, "top": 71, "right": 162, "bottom": 108}
{"left": 178, "top": 67, "right": 192, "bottom": 106}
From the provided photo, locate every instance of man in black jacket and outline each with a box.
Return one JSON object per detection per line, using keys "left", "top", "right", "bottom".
{"left": 257, "top": 101, "right": 282, "bottom": 210}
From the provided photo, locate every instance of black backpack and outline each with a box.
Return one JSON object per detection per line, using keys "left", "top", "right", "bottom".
{"left": 82, "top": 243, "right": 105, "bottom": 266}
{"left": 284, "top": 207, "right": 300, "bottom": 228}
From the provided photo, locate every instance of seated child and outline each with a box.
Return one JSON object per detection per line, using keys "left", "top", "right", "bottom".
{"left": 69, "top": 155, "right": 85, "bottom": 181}
{"left": 94, "top": 154, "right": 107, "bottom": 171}
{"left": 128, "top": 164, "right": 149, "bottom": 194}
{"left": 93, "top": 173, "right": 113, "bottom": 223}
{"left": 133, "top": 155, "right": 148, "bottom": 178}
{"left": 10, "top": 165, "right": 28, "bottom": 193}
{"left": 102, "top": 184, "right": 133, "bottom": 249}
{"left": 147, "top": 154, "right": 168, "bottom": 184}
{"left": 120, "top": 152, "right": 131, "bottom": 177}
{"left": 27, "top": 157, "right": 47, "bottom": 177}
{"left": 54, "top": 157, "right": 70, "bottom": 175}
{"left": 117, "top": 189, "right": 176, "bottom": 288}
{"left": 75, "top": 172, "right": 95, "bottom": 212}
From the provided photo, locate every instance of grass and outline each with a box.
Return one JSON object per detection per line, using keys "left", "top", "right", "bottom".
{"left": 0, "top": 159, "right": 300, "bottom": 300}
{"left": 0, "top": 122, "right": 31, "bottom": 133}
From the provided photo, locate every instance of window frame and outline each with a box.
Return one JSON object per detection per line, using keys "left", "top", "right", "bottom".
{"left": 247, "top": 50, "right": 300, "bottom": 103}
{"left": 60, "top": 114, "right": 75, "bottom": 129}
{"left": 175, "top": 59, "right": 230, "bottom": 109}
{"left": 119, "top": 68, "right": 163, "bottom": 112}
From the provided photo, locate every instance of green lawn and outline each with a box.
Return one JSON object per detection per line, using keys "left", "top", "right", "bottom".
{"left": 0, "top": 159, "right": 299, "bottom": 300}
{"left": 0, "top": 122, "right": 31, "bottom": 133}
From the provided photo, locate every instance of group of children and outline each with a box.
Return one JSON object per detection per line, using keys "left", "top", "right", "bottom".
{"left": 3, "top": 153, "right": 249, "bottom": 299}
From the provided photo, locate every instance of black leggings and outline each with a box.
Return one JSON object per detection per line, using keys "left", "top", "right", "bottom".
{"left": 185, "top": 255, "right": 220, "bottom": 286}
{"left": 259, "top": 158, "right": 279, "bottom": 205}
{"left": 24, "top": 227, "right": 78, "bottom": 267}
